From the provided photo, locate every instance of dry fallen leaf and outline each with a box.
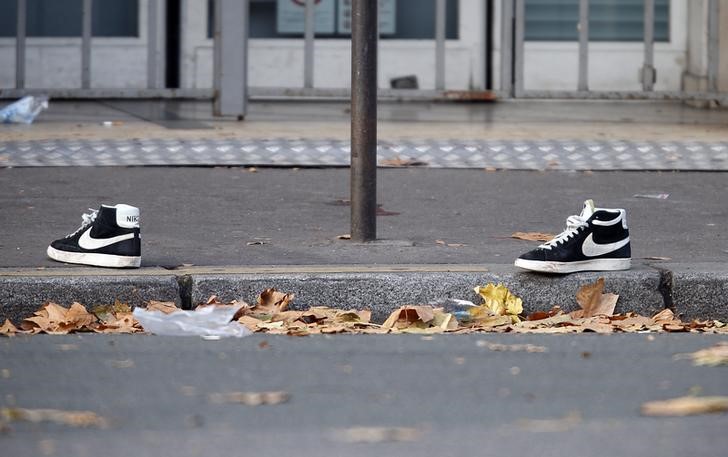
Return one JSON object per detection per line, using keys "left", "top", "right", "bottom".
{"left": 379, "top": 157, "right": 428, "bottom": 167}
{"left": 332, "top": 426, "right": 420, "bottom": 443}
{"left": 476, "top": 341, "right": 548, "bottom": 353}
{"left": 574, "top": 278, "right": 619, "bottom": 318}
{"left": 0, "top": 319, "right": 19, "bottom": 336}
{"left": 146, "top": 301, "right": 179, "bottom": 314}
{"left": 652, "top": 308, "right": 677, "bottom": 324}
{"left": 641, "top": 396, "right": 728, "bottom": 416}
{"left": 21, "top": 302, "right": 97, "bottom": 334}
{"left": 511, "top": 232, "right": 555, "bottom": 242}
{"left": 687, "top": 343, "right": 728, "bottom": 367}
{"left": 93, "top": 312, "right": 142, "bottom": 334}
{"left": 517, "top": 410, "right": 582, "bottom": 432}
{"left": 91, "top": 301, "right": 132, "bottom": 322}
{"left": 208, "top": 391, "right": 289, "bottom": 406}
{"left": 1, "top": 408, "right": 109, "bottom": 428}
{"left": 382, "top": 306, "right": 435, "bottom": 330}
{"left": 255, "top": 288, "right": 294, "bottom": 316}
{"left": 62, "top": 303, "right": 96, "bottom": 330}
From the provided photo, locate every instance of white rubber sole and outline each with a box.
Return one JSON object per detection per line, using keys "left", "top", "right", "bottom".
{"left": 47, "top": 246, "right": 141, "bottom": 268}
{"left": 514, "top": 257, "right": 631, "bottom": 274}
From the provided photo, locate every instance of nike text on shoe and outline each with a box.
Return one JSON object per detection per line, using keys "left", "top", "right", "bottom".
{"left": 514, "top": 199, "right": 631, "bottom": 274}
{"left": 47, "top": 204, "right": 141, "bottom": 268}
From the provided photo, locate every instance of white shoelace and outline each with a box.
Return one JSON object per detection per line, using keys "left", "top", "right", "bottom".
{"left": 66, "top": 209, "right": 98, "bottom": 238}
{"left": 539, "top": 214, "right": 589, "bottom": 250}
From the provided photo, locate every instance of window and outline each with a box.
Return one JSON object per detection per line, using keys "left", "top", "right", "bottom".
{"left": 525, "top": 0, "right": 669, "bottom": 42}
{"left": 207, "top": 0, "right": 459, "bottom": 39}
{"left": 0, "top": 0, "right": 139, "bottom": 37}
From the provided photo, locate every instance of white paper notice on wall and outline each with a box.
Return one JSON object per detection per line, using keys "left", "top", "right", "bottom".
{"left": 276, "top": 0, "right": 336, "bottom": 34}
{"left": 337, "top": 0, "right": 396, "bottom": 35}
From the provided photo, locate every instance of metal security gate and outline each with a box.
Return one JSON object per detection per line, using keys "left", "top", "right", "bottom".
{"left": 500, "top": 0, "right": 727, "bottom": 103}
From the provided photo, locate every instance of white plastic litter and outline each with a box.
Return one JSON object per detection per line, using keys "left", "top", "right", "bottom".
{"left": 133, "top": 305, "right": 251, "bottom": 338}
{"left": 0, "top": 95, "right": 49, "bottom": 124}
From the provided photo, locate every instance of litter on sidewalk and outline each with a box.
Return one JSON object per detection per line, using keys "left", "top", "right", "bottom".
{"left": 0, "top": 95, "right": 49, "bottom": 124}
{"left": 132, "top": 305, "right": 251, "bottom": 338}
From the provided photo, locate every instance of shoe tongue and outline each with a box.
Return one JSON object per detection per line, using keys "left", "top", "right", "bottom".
{"left": 580, "top": 199, "right": 596, "bottom": 219}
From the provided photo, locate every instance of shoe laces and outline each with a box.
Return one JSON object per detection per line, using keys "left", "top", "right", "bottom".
{"left": 539, "top": 214, "right": 589, "bottom": 250}
{"left": 66, "top": 209, "right": 98, "bottom": 238}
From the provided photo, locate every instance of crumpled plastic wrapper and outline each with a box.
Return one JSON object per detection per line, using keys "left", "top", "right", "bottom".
{"left": 133, "top": 305, "right": 251, "bottom": 338}
{"left": 1, "top": 95, "right": 49, "bottom": 124}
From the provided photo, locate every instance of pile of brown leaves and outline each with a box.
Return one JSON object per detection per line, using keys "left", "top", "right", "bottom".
{"left": 1, "top": 279, "right": 726, "bottom": 337}
{"left": 1, "top": 301, "right": 141, "bottom": 336}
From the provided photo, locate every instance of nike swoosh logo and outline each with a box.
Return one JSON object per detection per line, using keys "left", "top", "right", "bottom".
{"left": 582, "top": 233, "right": 630, "bottom": 257}
{"left": 78, "top": 228, "right": 134, "bottom": 250}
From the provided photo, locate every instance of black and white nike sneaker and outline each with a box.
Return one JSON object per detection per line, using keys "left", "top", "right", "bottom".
{"left": 47, "top": 204, "right": 141, "bottom": 268}
{"left": 514, "top": 199, "right": 631, "bottom": 273}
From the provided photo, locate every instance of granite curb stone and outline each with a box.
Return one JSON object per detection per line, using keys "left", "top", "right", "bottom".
{"left": 4, "top": 265, "right": 728, "bottom": 324}
{"left": 0, "top": 276, "right": 180, "bottom": 324}
{"left": 190, "top": 267, "right": 664, "bottom": 322}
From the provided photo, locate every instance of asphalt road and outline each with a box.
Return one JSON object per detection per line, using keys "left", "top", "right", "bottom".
{"left": 1, "top": 334, "right": 727, "bottom": 457}
{"left": 1, "top": 168, "right": 727, "bottom": 268}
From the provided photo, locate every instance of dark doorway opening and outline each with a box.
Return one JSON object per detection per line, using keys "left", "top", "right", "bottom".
{"left": 166, "top": 0, "right": 181, "bottom": 88}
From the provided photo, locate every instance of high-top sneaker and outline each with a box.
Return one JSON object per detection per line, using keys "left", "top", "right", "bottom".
{"left": 514, "top": 200, "right": 631, "bottom": 273}
{"left": 47, "top": 204, "right": 141, "bottom": 268}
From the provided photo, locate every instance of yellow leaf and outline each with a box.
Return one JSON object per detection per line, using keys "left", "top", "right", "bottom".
{"left": 473, "top": 283, "right": 523, "bottom": 322}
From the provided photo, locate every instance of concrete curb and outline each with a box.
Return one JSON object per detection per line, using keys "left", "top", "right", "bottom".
{"left": 190, "top": 267, "right": 664, "bottom": 322}
{"left": 0, "top": 264, "right": 725, "bottom": 324}
{"left": 0, "top": 276, "right": 180, "bottom": 324}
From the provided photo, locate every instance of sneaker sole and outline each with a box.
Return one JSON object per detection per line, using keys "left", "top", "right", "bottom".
{"left": 514, "top": 258, "right": 631, "bottom": 273}
{"left": 47, "top": 246, "right": 141, "bottom": 268}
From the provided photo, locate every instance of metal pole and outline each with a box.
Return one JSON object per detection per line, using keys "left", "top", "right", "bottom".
{"left": 304, "top": 0, "right": 315, "bottom": 88}
{"left": 578, "top": 0, "right": 589, "bottom": 91}
{"left": 707, "top": 0, "right": 719, "bottom": 92}
{"left": 500, "top": 0, "right": 514, "bottom": 96}
{"left": 514, "top": 0, "right": 525, "bottom": 97}
{"left": 641, "top": 0, "right": 655, "bottom": 91}
{"left": 15, "top": 0, "right": 26, "bottom": 89}
{"left": 350, "top": 0, "right": 378, "bottom": 242}
{"left": 213, "top": 0, "right": 249, "bottom": 118}
{"left": 435, "top": 0, "right": 446, "bottom": 90}
{"left": 147, "top": 0, "right": 159, "bottom": 89}
{"left": 81, "top": 0, "right": 92, "bottom": 89}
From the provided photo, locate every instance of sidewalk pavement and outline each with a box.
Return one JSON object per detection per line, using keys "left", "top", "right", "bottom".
{"left": 1, "top": 100, "right": 727, "bottom": 324}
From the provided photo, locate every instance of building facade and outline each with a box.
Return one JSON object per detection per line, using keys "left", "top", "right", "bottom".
{"left": 0, "top": 0, "right": 725, "bottom": 95}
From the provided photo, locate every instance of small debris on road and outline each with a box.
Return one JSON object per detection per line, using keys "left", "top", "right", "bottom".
{"left": 208, "top": 391, "right": 290, "bottom": 406}
{"left": 331, "top": 426, "right": 421, "bottom": 443}
{"left": 1, "top": 407, "right": 109, "bottom": 428}
{"left": 683, "top": 342, "right": 728, "bottom": 367}
{"left": 517, "top": 410, "right": 582, "bottom": 433}
{"left": 641, "top": 396, "right": 728, "bottom": 416}
{"left": 511, "top": 232, "right": 555, "bottom": 242}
